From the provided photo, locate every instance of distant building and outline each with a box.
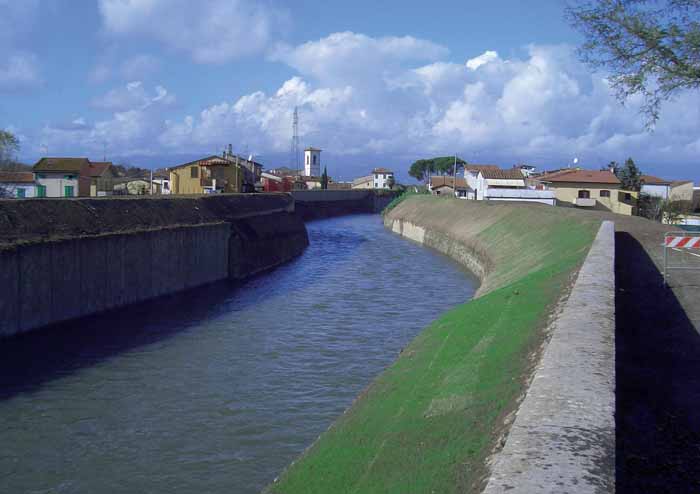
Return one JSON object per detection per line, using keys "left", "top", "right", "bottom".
{"left": 372, "top": 168, "right": 394, "bottom": 189}
{"left": 267, "top": 166, "right": 298, "bottom": 177}
{"left": 536, "top": 169, "right": 635, "bottom": 214}
{"left": 352, "top": 175, "right": 373, "bottom": 189}
{"left": 168, "top": 155, "right": 244, "bottom": 195}
{"left": 113, "top": 178, "right": 151, "bottom": 195}
{"left": 304, "top": 147, "right": 321, "bottom": 177}
{"left": 327, "top": 180, "right": 352, "bottom": 190}
{"left": 151, "top": 175, "right": 171, "bottom": 195}
{"left": 465, "top": 165, "right": 555, "bottom": 205}
{"left": 640, "top": 175, "right": 694, "bottom": 202}
{"left": 80, "top": 161, "right": 114, "bottom": 196}
{"left": 33, "top": 157, "right": 88, "bottom": 198}
{"left": 429, "top": 176, "right": 469, "bottom": 198}
{"left": 0, "top": 172, "right": 36, "bottom": 198}
{"left": 514, "top": 164, "right": 537, "bottom": 177}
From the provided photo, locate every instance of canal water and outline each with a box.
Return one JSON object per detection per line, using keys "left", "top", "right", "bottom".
{"left": 0, "top": 214, "right": 477, "bottom": 494}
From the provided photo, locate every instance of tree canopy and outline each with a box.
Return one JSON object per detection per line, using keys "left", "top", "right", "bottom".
{"left": 408, "top": 156, "right": 467, "bottom": 182}
{"left": 567, "top": 0, "right": 700, "bottom": 125}
{"left": 618, "top": 157, "right": 642, "bottom": 190}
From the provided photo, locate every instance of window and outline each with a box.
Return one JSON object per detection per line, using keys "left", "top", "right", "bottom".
{"left": 16, "top": 188, "right": 25, "bottom": 198}
{"left": 190, "top": 166, "right": 199, "bottom": 179}
{"left": 600, "top": 190, "right": 610, "bottom": 198}
{"left": 625, "top": 193, "right": 632, "bottom": 201}
{"left": 313, "top": 155, "right": 317, "bottom": 165}
{"left": 578, "top": 190, "right": 590, "bottom": 199}
{"left": 64, "top": 185, "right": 74, "bottom": 197}
{"left": 37, "top": 185, "right": 46, "bottom": 198}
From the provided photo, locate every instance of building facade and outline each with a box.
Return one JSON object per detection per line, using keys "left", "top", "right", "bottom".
{"left": 0, "top": 172, "right": 36, "bottom": 198}
{"left": 169, "top": 156, "right": 244, "bottom": 195}
{"left": 537, "top": 169, "right": 636, "bottom": 215}
{"left": 304, "top": 147, "right": 321, "bottom": 177}
{"left": 33, "top": 158, "right": 88, "bottom": 197}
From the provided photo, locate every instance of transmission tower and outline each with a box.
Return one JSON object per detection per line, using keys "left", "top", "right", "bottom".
{"left": 290, "top": 106, "right": 300, "bottom": 174}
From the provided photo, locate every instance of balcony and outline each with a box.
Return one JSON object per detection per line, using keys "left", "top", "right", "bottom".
{"left": 575, "top": 198, "right": 596, "bottom": 207}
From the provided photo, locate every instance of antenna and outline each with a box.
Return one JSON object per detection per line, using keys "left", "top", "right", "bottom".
{"left": 290, "top": 106, "right": 299, "bottom": 175}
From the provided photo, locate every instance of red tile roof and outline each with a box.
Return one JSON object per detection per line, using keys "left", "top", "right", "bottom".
{"left": 542, "top": 169, "right": 620, "bottom": 185}
{"left": 480, "top": 168, "right": 525, "bottom": 180}
{"left": 0, "top": 172, "right": 34, "bottom": 183}
{"left": 83, "top": 161, "right": 113, "bottom": 178}
{"left": 640, "top": 174, "right": 671, "bottom": 185}
{"left": 430, "top": 176, "right": 467, "bottom": 188}
{"left": 465, "top": 164, "right": 500, "bottom": 173}
{"left": 372, "top": 167, "right": 393, "bottom": 174}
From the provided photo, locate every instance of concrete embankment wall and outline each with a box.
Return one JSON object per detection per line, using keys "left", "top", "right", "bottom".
{"left": 268, "top": 196, "right": 609, "bottom": 494}
{"left": 291, "top": 189, "right": 395, "bottom": 221}
{"left": 0, "top": 194, "right": 308, "bottom": 337}
{"left": 483, "top": 221, "right": 615, "bottom": 493}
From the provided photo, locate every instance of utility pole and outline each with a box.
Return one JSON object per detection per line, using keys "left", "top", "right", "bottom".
{"left": 453, "top": 154, "right": 457, "bottom": 197}
{"left": 290, "top": 106, "right": 299, "bottom": 175}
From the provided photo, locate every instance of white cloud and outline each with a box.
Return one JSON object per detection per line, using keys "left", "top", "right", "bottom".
{"left": 0, "top": 53, "right": 41, "bottom": 90}
{"left": 120, "top": 54, "right": 161, "bottom": 80}
{"left": 93, "top": 81, "right": 175, "bottom": 111}
{"left": 466, "top": 50, "right": 500, "bottom": 70}
{"left": 98, "top": 0, "right": 284, "bottom": 63}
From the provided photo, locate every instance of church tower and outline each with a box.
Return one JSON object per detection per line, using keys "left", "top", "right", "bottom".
{"left": 304, "top": 147, "right": 321, "bottom": 177}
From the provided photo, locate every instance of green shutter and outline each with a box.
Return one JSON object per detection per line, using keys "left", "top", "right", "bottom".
{"left": 37, "top": 185, "right": 46, "bottom": 198}
{"left": 64, "top": 185, "right": 74, "bottom": 197}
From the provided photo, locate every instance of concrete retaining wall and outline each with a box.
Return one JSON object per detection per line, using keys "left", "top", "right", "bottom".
{"left": 0, "top": 194, "right": 308, "bottom": 338}
{"left": 483, "top": 220, "right": 615, "bottom": 493}
{"left": 292, "top": 189, "right": 396, "bottom": 221}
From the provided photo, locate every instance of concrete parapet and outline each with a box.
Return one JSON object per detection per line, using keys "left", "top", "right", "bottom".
{"left": 292, "top": 189, "right": 396, "bottom": 221}
{"left": 483, "top": 220, "right": 615, "bottom": 493}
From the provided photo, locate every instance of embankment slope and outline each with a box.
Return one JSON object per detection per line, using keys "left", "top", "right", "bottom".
{"left": 267, "top": 196, "right": 601, "bottom": 494}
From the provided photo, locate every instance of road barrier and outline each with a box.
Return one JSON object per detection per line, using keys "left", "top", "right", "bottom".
{"left": 663, "top": 231, "right": 700, "bottom": 284}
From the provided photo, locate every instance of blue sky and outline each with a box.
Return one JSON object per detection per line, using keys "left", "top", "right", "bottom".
{"left": 1, "top": 0, "right": 698, "bottom": 183}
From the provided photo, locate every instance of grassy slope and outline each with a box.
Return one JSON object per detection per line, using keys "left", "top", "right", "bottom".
{"left": 268, "top": 198, "right": 600, "bottom": 494}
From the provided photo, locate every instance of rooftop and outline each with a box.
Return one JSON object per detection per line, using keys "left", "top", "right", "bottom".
{"left": 541, "top": 169, "right": 620, "bottom": 185}
{"left": 465, "top": 164, "right": 500, "bottom": 173}
{"left": 33, "top": 157, "right": 89, "bottom": 173}
{"left": 83, "top": 161, "right": 113, "bottom": 178}
{"left": 0, "top": 171, "right": 34, "bottom": 183}
{"left": 430, "top": 175, "right": 467, "bottom": 189}
{"left": 480, "top": 168, "right": 525, "bottom": 180}
{"left": 373, "top": 168, "right": 393, "bottom": 174}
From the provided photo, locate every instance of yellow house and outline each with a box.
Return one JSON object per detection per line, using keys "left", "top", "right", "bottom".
{"left": 169, "top": 155, "right": 243, "bottom": 195}
{"left": 536, "top": 169, "right": 637, "bottom": 216}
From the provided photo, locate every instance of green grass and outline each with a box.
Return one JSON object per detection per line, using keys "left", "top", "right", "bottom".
{"left": 267, "top": 202, "right": 599, "bottom": 494}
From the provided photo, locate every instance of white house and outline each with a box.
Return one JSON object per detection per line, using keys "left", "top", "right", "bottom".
{"left": 372, "top": 168, "right": 394, "bottom": 189}
{"left": 0, "top": 172, "right": 36, "bottom": 198}
{"left": 32, "top": 157, "right": 86, "bottom": 197}
{"left": 304, "top": 147, "right": 321, "bottom": 177}
{"left": 467, "top": 165, "right": 555, "bottom": 205}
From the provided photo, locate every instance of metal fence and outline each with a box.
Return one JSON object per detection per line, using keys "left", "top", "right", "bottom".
{"left": 663, "top": 231, "right": 700, "bottom": 285}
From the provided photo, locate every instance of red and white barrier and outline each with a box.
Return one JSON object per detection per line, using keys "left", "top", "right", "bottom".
{"left": 665, "top": 235, "right": 700, "bottom": 249}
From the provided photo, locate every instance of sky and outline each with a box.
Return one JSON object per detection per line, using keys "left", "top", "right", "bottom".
{"left": 1, "top": 0, "right": 698, "bottom": 183}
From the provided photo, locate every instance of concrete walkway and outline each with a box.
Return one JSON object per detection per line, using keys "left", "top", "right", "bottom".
{"left": 483, "top": 221, "right": 615, "bottom": 493}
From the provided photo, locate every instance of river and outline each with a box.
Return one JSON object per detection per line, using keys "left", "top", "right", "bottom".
{"left": 0, "top": 214, "right": 477, "bottom": 493}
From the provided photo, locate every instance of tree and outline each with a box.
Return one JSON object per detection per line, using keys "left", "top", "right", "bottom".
{"left": 387, "top": 175, "right": 395, "bottom": 189}
{"left": 0, "top": 130, "right": 20, "bottom": 167}
{"left": 321, "top": 166, "right": 329, "bottom": 190}
{"left": 567, "top": 0, "right": 700, "bottom": 125}
{"left": 618, "top": 157, "right": 642, "bottom": 190}
{"left": 408, "top": 156, "right": 466, "bottom": 183}
{"left": 601, "top": 160, "right": 620, "bottom": 174}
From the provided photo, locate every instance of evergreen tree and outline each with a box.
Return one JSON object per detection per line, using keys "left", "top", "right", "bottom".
{"left": 618, "top": 157, "right": 642, "bottom": 191}
{"left": 321, "top": 166, "right": 329, "bottom": 190}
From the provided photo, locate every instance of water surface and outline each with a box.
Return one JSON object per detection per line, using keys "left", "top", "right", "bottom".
{"left": 0, "top": 214, "right": 477, "bottom": 493}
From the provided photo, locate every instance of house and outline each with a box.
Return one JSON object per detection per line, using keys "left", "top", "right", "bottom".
{"left": 464, "top": 164, "right": 500, "bottom": 197}
{"left": 32, "top": 157, "right": 88, "bottom": 197}
{"left": 151, "top": 173, "right": 171, "bottom": 195}
{"left": 429, "top": 176, "right": 469, "bottom": 198}
{"left": 80, "top": 161, "right": 114, "bottom": 196}
{"left": 466, "top": 166, "right": 555, "bottom": 204}
{"left": 372, "top": 168, "right": 394, "bottom": 189}
{"left": 640, "top": 175, "right": 694, "bottom": 202}
{"left": 169, "top": 155, "right": 244, "bottom": 195}
{"left": 515, "top": 164, "right": 537, "bottom": 177}
{"left": 352, "top": 175, "right": 373, "bottom": 189}
{"left": 0, "top": 171, "right": 36, "bottom": 198}
{"left": 536, "top": 169, "right": 636, "bottom": 215}
{"left": 262, "top": 172, "right": 289, "bottom": 192}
